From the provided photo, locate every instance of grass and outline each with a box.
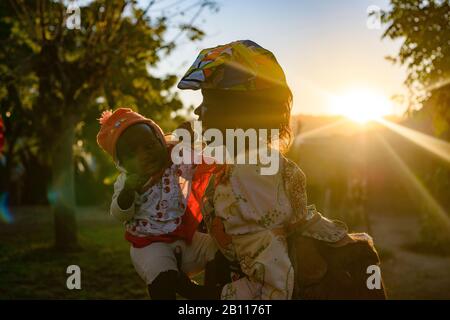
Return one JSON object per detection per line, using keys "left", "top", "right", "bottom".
{"left": 377, "top": 248, "right": 395, "bottom": 262}
{"left": 3, "top": 206, "right": 449, "bottom": 299}
{"left": 0, "top": 206, "right": 153, "bottom": 299}
{"left": 403, "top": 241, "right": 450, "bottom": 257}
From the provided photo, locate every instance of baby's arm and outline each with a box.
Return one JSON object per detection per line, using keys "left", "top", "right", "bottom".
{"left": 110, "top": 173, "right": 137, "bottom": 222}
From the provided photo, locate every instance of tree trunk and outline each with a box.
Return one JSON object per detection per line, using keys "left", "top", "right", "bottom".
{"left": 51, "top": 115, "right": 79, "bottom": 251}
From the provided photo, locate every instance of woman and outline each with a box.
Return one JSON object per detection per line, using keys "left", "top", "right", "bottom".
{"left": 175, "top": 40, "right": 348, "bottom": 300}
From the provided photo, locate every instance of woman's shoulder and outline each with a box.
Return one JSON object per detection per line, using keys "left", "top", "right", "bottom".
{"left": 280, "top": 155, "right": 306, "bottom": 185}
{"left": 215, "top": 154, "right": 306, "bottom": 185}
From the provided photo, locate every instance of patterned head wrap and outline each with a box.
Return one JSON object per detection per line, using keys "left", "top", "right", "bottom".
{"left": 178, "top": 40, "right": 287, "bottom": 91}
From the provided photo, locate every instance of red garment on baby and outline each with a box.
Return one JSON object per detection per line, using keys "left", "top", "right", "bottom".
{"left": 125, "top": 162, "right": 218, "bottom": 248}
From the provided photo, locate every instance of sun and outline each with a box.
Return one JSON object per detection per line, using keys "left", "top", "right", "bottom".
{"left": 329, "top": 88, "right": 393, "bottom": 124}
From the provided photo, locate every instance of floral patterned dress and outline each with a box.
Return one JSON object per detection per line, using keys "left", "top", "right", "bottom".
{"left": 200, "top": 152, "right": 347, "bottom": 300}
{"left": 200, "top": 153, "right": 300, "bottom": 299}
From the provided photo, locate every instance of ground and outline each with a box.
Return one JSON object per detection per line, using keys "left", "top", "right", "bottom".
{"left": 0, "top": 206, "right": 148, "bottom": 299}
{"left": 370, "top": 211, "right": 450, "bottom": 299}
{"left": 0, "top": 206, "right": 449, "bottom": 299}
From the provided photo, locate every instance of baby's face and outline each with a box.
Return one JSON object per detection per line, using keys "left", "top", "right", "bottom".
{"left": 116, "top": 124, "right": 168, "bottom": 178}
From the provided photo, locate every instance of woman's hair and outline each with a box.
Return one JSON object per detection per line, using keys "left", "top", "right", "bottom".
{"left": 201, "top": 85, "right": 293, "bottom": 152}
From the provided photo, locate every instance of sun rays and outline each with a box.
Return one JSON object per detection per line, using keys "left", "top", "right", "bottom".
{"left": 376, "top": 118, "right": 450, "bottom": 163}
{"left": 376, "top": 133, "right": 450, "bottom": 229}
{"left": 293, "top": 118, "right": 348, "bottom": 146}
{"left": 292, "top": 110, "right": 450, "bottom": 228}
{"left": 329, "top": 88, "right": 394, "bottom": 124}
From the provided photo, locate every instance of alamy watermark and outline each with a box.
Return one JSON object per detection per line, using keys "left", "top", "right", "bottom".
{"left": 66, "top": 0, "right": 81, "bottom": 30}
{"left": 64, "top": 264, "right": 381, "bottom": 292}
{"left": 66, "top": 265, "right": 81, "bottom": 290}
{"left": 170, "top": 121, "right": 281, "bottom": 175}
{"left": 366, "top": 265, "right": 382, "bottom": 290}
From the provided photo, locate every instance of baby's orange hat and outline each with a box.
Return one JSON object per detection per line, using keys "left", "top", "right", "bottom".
{"left": 96, "top": 108, "right": 166, "bottom": 162}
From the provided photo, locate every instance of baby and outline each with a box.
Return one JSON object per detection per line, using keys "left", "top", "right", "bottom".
{"left": 96, "top": 108, "right": 218, "bottom": 299}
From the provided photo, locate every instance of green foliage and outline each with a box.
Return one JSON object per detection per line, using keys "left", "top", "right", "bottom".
{"left": 0, "top": 0, "right": 215, "bottom": 202}
{"left": 381, "top": 0, "right": 450, "bottom": 250}
{"left": 417, "top": 209, "right": 450, "bottom": 255}
{"left": 381, "top": 0, "right": 450, "bottom": 139}
{"left": 0, "top": 0, "right": 216, "bottom": 249}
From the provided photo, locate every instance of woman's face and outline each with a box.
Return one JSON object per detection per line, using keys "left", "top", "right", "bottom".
{"left": 194, "top": 102, "right": 208, "bottom": 124}
{"left": 194, "top": 90, "right": 228, "bottom": 131}
{"left": 116, "top": 124, "right": 168, "bottom": 177}
{"left": 195, "top": 88, "right": 292, "bottom": 152}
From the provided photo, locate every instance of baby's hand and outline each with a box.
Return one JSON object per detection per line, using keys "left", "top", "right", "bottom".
{"left": 117, "top": 174, "right": 145, "bottom": 210}
{"left": 124, "top": 173, "right": 147, "bottom": 191}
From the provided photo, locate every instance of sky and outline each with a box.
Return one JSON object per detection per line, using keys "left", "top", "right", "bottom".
{"left": 142, "top": 0, "right": 408, "bottom": 116}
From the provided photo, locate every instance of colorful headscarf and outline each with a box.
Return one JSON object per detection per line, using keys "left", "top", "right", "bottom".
{"left": 178, "top": 40, "right": 287, "bottom": 91}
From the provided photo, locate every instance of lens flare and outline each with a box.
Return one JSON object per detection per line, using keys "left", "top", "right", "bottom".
{"left": 0, "top": 192, "right": 13, "bottom": 224}
{"left": 294, "top": 118, "right": 348, "bottom": 147}
{"left": 47, "top": 189, "right": 60, "bottom": 206}
{"left": 329, "top": 89, "right": 393, "bottom": 124}
{"left": 376, "top": 134, "right": 450, "bottom": 229}
{"left": 376, "top": 118, "right": 450, "bottom": 163}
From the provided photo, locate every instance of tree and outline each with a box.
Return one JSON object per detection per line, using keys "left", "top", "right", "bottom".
{"left": 0, "top": 1, "right": 40, "bottom": 203}
{"left": 380, "top": 0, "right": 450, "bottom": 139}
{"left": 0, "top": 0, "right": 217, "bottom": 251}
{"left": 380, "top": 0, "right": 450, "bottom": 251}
